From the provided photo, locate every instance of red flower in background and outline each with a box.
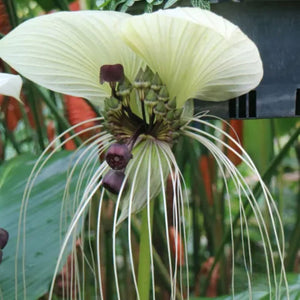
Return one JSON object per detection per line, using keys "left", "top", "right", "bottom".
{"left": 0, "top": 0, "right": 11, "bottom": 35}
{"left": 223, "top": 120, "right": 243, "bottom": 166}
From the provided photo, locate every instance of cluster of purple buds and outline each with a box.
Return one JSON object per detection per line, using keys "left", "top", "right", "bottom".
{"left": 102, "top": 143, "right": 133, "bottom": 195}
{"left": 0, "top": 228, "right": 9, "bottom": 264}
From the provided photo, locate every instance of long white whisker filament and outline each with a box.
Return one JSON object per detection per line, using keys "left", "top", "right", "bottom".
{"left": 155, "top": 142, "right": 175, "bottom": 299}
{"left": 159, "top": 142, "right": 189, "bottom": 299}
{"left": 185, "top": 129, "right": 273, "bottom": 294}
{"left": 112, "top": 142, "right": 148, "bottom": 299}
{"left": 58, "top": 132, "right": 109, "bottom": 300}
{"left": 127, "top": 142, "right": 149, "bottom": 300}
{"left": 96, "top": 189, "right": 105, "bottom": 300}
{"left": 48, "top": 157, "right": 108, "bottom": 299}
{"left": 147, "top": 143, "right": 155, "bottom": 300}
{"left": 184, "top": 118, "right": 289, "bottom": 299}
{"left": 189, "top": 117, "right": 287, "bottom": 277}
{"left": 16, "top": 118, "right": 105, "bottom": 297}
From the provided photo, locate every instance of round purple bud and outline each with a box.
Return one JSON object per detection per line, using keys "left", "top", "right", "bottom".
{"left": 102, "top": 170, "right": 126, "bottom": 195}
{"left": 100, "top": 64, "right": 124, "bottom": 84}
{"left": 105, "top": 143, "right": 132, "bottom": 170}
{"left": 0, "top": 228, "right": 9, "bottom": 249}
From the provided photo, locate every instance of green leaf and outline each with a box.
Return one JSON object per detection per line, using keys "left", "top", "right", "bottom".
{"left": 0, "top": 151, "right": 92, "bottom": 299}
{"left": 190, "top": 0, "right": 210, "bottom": 10}
{"left": 36, "top": 0, "right": 74, "bottom": 11}
{"left": 244, "top": 119, "right": 274, "bottom": 173}
{"left": 190, "top": 273, "right": 300, "bottom": 299}
{"left": 163, "top": 0, "right": 179, "bottom": 10}
{"left": 274, "top": 118, "right": 299, "bottom": 136}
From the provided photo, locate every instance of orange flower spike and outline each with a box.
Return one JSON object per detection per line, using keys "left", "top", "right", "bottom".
{"left": 47, "top": 120, "right": 56, "bottom": 149}
{"left": 5, "top": 98, "right": 21, "bottom": 131}
{"left": 199, "top": 154, "right": 214, "bottom": 206}
{"left": 64, "top": 95, "right": 97, "bottom": 141}
{"left": 223, "top": 120, "right": 243, "bottom": 166}
{"left": 63, "top": 133, "right": 77, "bottom": 151}
{"left": 0, "top": 0, "right": 11, "bottom": 35}
{"left": 69, "top": 0, "right": 80, "bottom": 11}
{"left": 168, "top": 226, "right": 185, "bottom": 266}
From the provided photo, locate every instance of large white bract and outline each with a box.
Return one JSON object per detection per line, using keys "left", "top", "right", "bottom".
{"left": 0, "top": 8, "right": 262, "bottom": 107}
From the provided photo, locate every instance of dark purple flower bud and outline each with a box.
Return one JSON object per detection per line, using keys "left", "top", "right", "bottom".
{"left": 102, "top": 170, "right": 126, "bottom": 195}
{"left": 0, "top": 250, "right": 2, "bottom": 264}
{"left": 100, "top": 64, "right": 124, "bottom": 84}
{"left": 105, "top": 143, "right": 132, "bottom": 170}
{"left": 0, "top": 228, "right": 9, "bottom": 249}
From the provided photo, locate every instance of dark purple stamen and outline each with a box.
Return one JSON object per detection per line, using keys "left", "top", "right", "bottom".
{"left": 102, "top": 170, "right": 126, "bottom": 195}
{"left": 0, "top": 228, "right": 9, "bottom": 249}
{"left": 106, "top": 143, "right": 132, "bottom": 170}
{"left": 100, "top": 64, "right": 124, "bottom": 84}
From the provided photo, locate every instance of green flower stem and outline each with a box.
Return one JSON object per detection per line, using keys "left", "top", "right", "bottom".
{"left": 131, "top": 216, "right": 182, "bottom": 299}
{"left": 35, "top": 86, "right": 82, "bottom": 147}
{"left": 3, "top": 0, "right": 18, "bottom": 28}
{"left": 26, "top": 84, "right": 46, "bottom": 151}
{"left": 137, "top": 200, "right": 154, "bottom": 300}
{"left": 1, "top": 119, "right": 21, "bottom": 154}
{"left": 54, "top": 0, "right": 70, "bottom": 11}
{"left": 203, "top": 125, "right": 300, "bottom": 294}
{"left": 105, "top": 227, "right": 113, "bottom": 300}
{"left": 286, "top": 142, "right": 300, "bottom": 271}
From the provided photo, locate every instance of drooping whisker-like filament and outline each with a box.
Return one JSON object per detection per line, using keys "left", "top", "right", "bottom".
{"left": 146, "top": 143, "right": 155, "bottom": 300}
{"left": 155, "top": 143, "right": 175, "bottom": 298}
{"left": 159, "top": 142, "right": 189, "bottom": 299}
{"left": 188, "top": 116, "right": 286, "bottom": 250}
{"left": 183, "top": 117, "right": 289, "bottom": 299}
{"left": 60, "top": 131, "right": 112, "bottom": 235}
{"left": 186, "top": 118, "right": 287, "bottom": 270}
{"left": 127, "top": 143, "right": 150, "bottom": 300}
{"left": 16, "top": 117, "right": 107, "bottom": 297}
{"left": 58, "top": 132, "right": 113, "bottom": 299}
{"left": 112, "top": 141, "right": 148, "bottom": 300}
{"left": 48, "top": 161, "right": 109, "bottom": 299}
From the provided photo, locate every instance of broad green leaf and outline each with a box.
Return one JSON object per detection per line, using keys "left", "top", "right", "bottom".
{"left": 243, "top": 119, "right": 273, "bottom": 173}
{"left": 0, "top": 151, "right": 92, "bottom": 299}
{"left": 274, "top": 118, "right": 299, "bottom": 136}
{"left": 190, "top": 273, "right": 300, "bottom": 299}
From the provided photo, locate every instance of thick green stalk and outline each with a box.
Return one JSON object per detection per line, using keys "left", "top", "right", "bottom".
{"left": 203, "top": 125, "right": 300, "bottom": 293}
{"left": 35, "top": 86, "right": 82, "bottom": 147}
{"left": 285, "top": 142, "right": 300, "bottom": 271}
{"left": 131, "top": 216, "right": 182, "bottom": 299}
{"left": 54, "top": 0, "right": 70, "bottom": 11}
{"left": 26, "top": 84, "right": 46, "bottom": 151}
{"left": 137, "top": 200, "right": 154, "bottom": 300}
{"left": 105, "top": 228, "right": 113, "bottom": 300}
{"left": 3, "top": 0, "right": 18, "bottom": 28}
{"left": 1, "top": 119, "right": 21, "bottom": 154}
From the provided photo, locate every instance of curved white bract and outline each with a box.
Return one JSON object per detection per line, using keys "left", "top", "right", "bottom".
{"left": 0, "top": 73, "right": 22, "bottom": 101}
{"left": 0, "top": 8, "right": 263, "bottom": 107}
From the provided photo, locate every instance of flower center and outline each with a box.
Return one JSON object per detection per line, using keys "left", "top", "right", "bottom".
{"left": 100, "top": 64, "right": 185, "bottom": 145}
